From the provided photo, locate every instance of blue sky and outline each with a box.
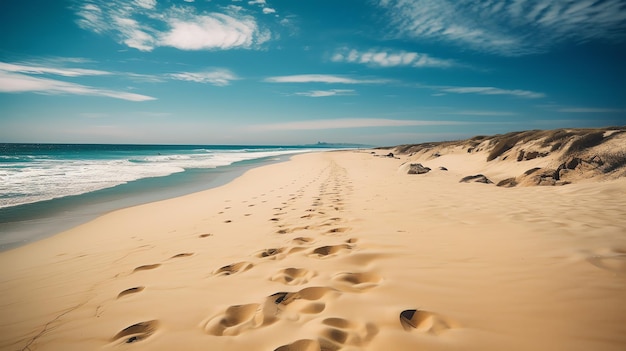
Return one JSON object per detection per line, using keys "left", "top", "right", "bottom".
{"left": 1, "top": 0, "right": 625, "bottom": 145}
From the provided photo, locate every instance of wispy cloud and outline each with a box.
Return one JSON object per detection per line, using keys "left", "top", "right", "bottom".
{"left": 443, "top": 110, "right": 518, "bottom": 116}
{"left": 264, "top": 74, "right": 390, "bottom": 84}
{"left": 0, "top": 70, "right": 155, "bottom": 101}
{"left": 332, "top": 48, "right": 456, "bottom": 68}
{"left": 0, "top": 62, "right": 111, "bottom": 77}
{"left": 167, "top": 69, "right": 239, "bottom": 86}
{"left": 378, "top": 0, "right": 626, "bottom": 55}
{"left": 75, "top": 0, "right": 271, "bottom": 51}
{"left": 557, "top": 107, "right": 626, "bottom": 113}
{"left": 253, "top": 118, "right": 466, "bottom": 130}
{"left": 293, "top": 89, "right": 356, "bottom": 97}
{"left": 440, "top": 86, "right": 545, "bottom": 99}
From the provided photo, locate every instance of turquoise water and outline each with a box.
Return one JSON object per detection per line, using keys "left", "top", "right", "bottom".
{"left": 0, "top": 144, "right": 334, "bottom": 250}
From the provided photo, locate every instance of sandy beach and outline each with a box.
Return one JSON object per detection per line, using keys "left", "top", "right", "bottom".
{"left": 1, "top": 130, "right": 626, "bottom": 351}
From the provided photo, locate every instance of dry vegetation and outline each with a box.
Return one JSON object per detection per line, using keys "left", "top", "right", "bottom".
{"left": 392, "top": 126, "right": 626, "bottom": 186}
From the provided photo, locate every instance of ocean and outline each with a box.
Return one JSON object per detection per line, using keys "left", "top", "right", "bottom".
{"left": 0, "top": 143, "right": 334, "bottom": 250}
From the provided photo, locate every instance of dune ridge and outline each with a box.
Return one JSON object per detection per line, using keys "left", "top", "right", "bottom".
{"left": 0, "top": 127, "right": 625, "bottom": 351}
{"left": 390, "top": 126, "right": 626, "bottom": 186}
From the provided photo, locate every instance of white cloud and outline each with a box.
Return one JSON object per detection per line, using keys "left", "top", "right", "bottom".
{"left": 441, "top": 86, "right": 545, "bottom": 99}
{"left": 264, "top": 74, "right": 389, "bottom": 84}
{"left": 253, "top": 118, "right": 466, "bottom": 131}
{"left": 0, "top": 70, "right": 155, "bottom": 101}
{"left": 263, "top": 7, "right": 276, "bottom": 14}
{"left": 168, "top": 69, "right": 238, "bottom": 86}
{"left": 0, "top": 62, "right": 111, "bottom": 77}
{"left": 378, "top": 0, "right": 626, "bottom": 55}
{"left": 134, "top": 0, "right": 156, "bottom": 9}
{"left": 293, "top": 89, "right": 356, "bottom": 97}
{"left": 161, "top": 13, "right": 266, "bottom": 50}
{"left": 332, "top": 48, "right": 455, "bottom": 68}
{"left": 75, "top": 0, "right": 271, "bottom": 51}
{"left": 248, "top": 0, "right": 266, "bottom": 5}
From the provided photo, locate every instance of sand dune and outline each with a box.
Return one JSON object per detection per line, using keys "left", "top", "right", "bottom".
{"left": 1, "top": 127, "right": 625, "bottom": 351}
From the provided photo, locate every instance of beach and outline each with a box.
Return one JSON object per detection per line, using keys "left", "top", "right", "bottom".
{"left": 1, "top": 136, "right": 626, "bottom": 350}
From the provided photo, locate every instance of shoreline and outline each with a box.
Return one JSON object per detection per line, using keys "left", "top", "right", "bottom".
{"left": 1, "top": 149, "right": 625, "bottom": 350}
{"left": 0, "top": 153, "right": 295, "bottom": 251}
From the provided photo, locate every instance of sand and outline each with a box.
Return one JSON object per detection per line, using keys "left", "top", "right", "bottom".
{"left": 1, "top": 145, "right": 625, "bottom": 350}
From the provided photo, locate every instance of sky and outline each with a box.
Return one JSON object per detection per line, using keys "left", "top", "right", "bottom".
{"left": 1, "top": 0, "right": 625, "bottom": 146}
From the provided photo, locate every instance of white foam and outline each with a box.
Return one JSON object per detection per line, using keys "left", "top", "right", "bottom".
{"left": 0, "top": 148, "right": 311, "bottom": 209}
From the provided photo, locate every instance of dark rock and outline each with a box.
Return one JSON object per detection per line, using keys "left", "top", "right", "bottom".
{"left": 496, "top": 178, "right": 518, "bottom": 187}
{"left": 439, "top": 166, "right": 448, "bottom": 171}
{"left": 433, "top": 152, "right": 441, "bottom": 157}
{"left": 408, "top": 163, "right": 431, "bottom": 174}
{"left": 517, "top": 150, "right": 525, "bottom": 161}
{"left": 467, "top": 147, "right": 474, "bottom": 153}
{"left": 386, "top": 152, "right": 395, "bottom": 158}
{"left": 524, "top": 167, "right": 541, "bottom": 175}
{"left": 459, "top": 174, "right": 493, "bottom": 184}
{"left": 566, "top": 157, "right": 581, "bottom": 169}
{"left": 525, "top": 151, "right": 540, "bottom": 160}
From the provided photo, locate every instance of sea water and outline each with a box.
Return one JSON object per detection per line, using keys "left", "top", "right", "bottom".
{"left": 0, "top": 144, "right": 329, "bottom": 250}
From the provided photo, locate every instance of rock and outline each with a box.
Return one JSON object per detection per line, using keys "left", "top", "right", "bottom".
{"left": 459, "top": 174, "right": 493, "bottom": 184}
{"left": 558, "top": 168, "right": 571, "bottom": 179}
{"left": 534, "top": 169, "right": 559, "bottom": 185}
{"left": 467, "top": 147, "right": 474, "bottom": 153}
{"left": 525, "top": 151, "right": 540, "bottom": 160}
{"left": 439, "top": 166, "right": 448, "bottom": 171}
{"left": 496, "top": 178, "right": 518, "bottom": 187}
{"left": 565, "top": 157, "right": 581, "bottom": 169}
{"left": 408, "top": 163, "right": 431, "bottom": 174}
{"left": 433, "top": 152, "right": 441, "bottom": 157}
{"left": 518, "top": 150, "right": 549, "bottom": 161}
{"left": 524, "top": 167, "right": 541, "bottom": 175}
{"left": 386, "top": 152, "right": 395, "bottom": 158}
{"left": 588, "top": 155, "right": 604, "bottom": 167}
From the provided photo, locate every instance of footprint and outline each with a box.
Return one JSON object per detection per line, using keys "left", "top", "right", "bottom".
{"left": 170, "top": 253, "right": 193, "bottom": 259}
{"left": 309, "top": 244, "right": 352, "bottom": 258}
{"left": 117, "top": 286, "right": 145, "bottom": 299}
{"left": 399, "top": 309, "right": 458, "bottom": 335}
{"left": 133, "top": 264, "right": 161, "bottom": 273}
{"left": 214, "top": 262, "right": 254, "bottom": 276}
{"left": 199, "top": 233, "right": 213, "bottom": 238}
{"left": 331, "top": 272, "right": 381, "bottom": 292}
{"left": 266, "top": 287, "right": 335, "bottom": 318}
{"left": 271, "top": 268, "right": 316, "bottom": 285}
{"left": 319, "top": 317, "right": 378, "bottom": 349}
{"left": 292, "top": 237, "right": 314, "bottom": 245}
{"left": 587, "top": 254, "right": 626, "bottom": 274}
{"left": 256, "top": 248, "right": 287, "bottom": 260}
{"left": 325, "top": 227, "right": 349, "bottom": 235}
{"left": 274, "top": 339, "right": 321, "bottom": 351}
{"left": 203, "top": 304, "right": 266, "bottom": 336}
{"left": 111, "top": 320, "right": 159, "bottom": 344}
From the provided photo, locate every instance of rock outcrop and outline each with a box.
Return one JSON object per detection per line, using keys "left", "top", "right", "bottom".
{"left": 407, "top": 163, "right": 431, "bottom": 174}
{"left": 459, "top": 174, "right": 493, "bottom": 184}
